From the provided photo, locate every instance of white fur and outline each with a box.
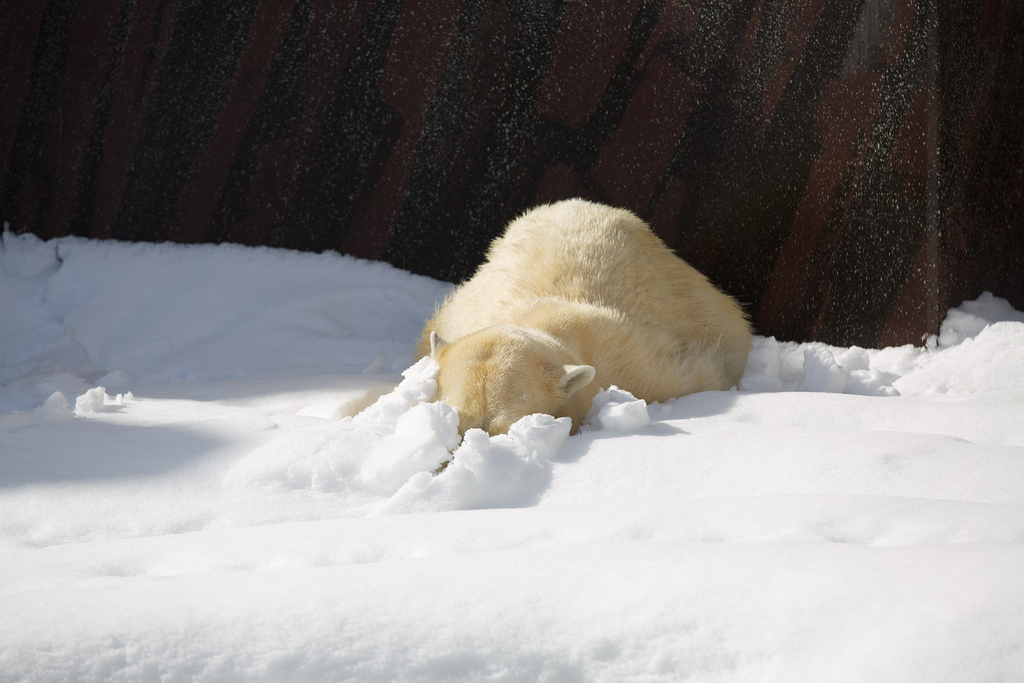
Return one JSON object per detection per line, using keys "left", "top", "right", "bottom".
{"left": 417, "top": 199, "right": 753, "bottom": 435}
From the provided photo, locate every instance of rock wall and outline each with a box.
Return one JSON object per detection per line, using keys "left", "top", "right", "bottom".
{"left": 2, "top": 0, "right": 1021, "bottom": 345}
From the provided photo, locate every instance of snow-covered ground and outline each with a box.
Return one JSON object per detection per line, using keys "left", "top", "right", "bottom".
{"left": 2, "top": 230, "right": 1023, "bottom": 682}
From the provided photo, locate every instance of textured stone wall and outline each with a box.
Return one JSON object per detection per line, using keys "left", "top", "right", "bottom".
{"left": 2, "top": 0, "right": 1021, "bottom": 346}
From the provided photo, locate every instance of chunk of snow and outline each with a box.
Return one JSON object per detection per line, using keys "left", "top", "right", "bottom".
{"left": 507, "top": 413, "right": 574, "bottom": 459}
{"left": 359, "top": 401, "right": 461, "bottom": 493}
{"left": 352, "top": 356, "right": 438, "bottom": 427}
{"left": 74, "top": 386, "right": 111, "bottom": 415}
{"left": 584, "top": 385, "right": 650, "bottom": 432}
{"left": 739, "top": 336, "right": 786, "bottom": 391}
{"left": 378, "top": 413, "right": 571, "bottom": 514}
{"left": 801, "top": 347, "right": 849, "bottom": 393}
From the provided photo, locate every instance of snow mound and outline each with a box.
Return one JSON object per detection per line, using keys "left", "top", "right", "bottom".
{"left": 33, "top": 391, "right": 73, "bottom": 422}
{"left": 739, "top": 293, "right": 1024, "bottom": 397}
{"left": 352, "top": 356, "right": 441, "bottom": 427}
{"left": 351, "top": 360, "right": 662, "bottom": 514}
{"left": 584, "top": 385, "right": 650, "bottom": 432}
{"left": 215, "top": 344, "right": 640, "bottom": 517}
{"left": 936, "top": 290, "right": 1024, "bottom": 347}
{"left": 351, "top": 356, "right": 574, "bottom": 512}
{"left": 359, "top": 401, "right": 461, "bottom": 493}
{"left": 0, "top": 230, "right": 449, "bottom": 413}
{"left": 895, "top": 321, "right": 1024, "bottom": 396}
{"left": 741, "top": 338, "right": 901, "bottom": 395}
{"left": 378, "top": 414, "right": 572, "bottom": 514}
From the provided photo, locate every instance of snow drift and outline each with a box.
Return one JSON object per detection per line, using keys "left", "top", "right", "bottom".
{"left": 2, "top": 230, "right": 1023, "bottom": 682}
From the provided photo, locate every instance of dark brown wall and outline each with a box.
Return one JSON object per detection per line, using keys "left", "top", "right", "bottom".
{"left": 2, "top": 0, "right": 1022, "bottom": 347}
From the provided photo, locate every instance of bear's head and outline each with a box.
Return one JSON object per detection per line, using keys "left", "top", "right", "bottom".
{"left": 429, "top": 327, "right": 596, "bottom": 436}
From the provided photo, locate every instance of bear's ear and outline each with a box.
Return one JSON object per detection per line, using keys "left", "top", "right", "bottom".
{"left": 560, "top": 364, "right": 596, "bottom": 396}
{"left": 430, "top": 331, "right": 449, "bottom": 358}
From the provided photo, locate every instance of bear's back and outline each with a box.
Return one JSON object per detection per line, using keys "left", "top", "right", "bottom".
{"left": 482, "top": 200, "right": 733, "bottom": 328}
{"left": 426, "top": 199, "right": 750, "bottom": 374}
{"left": 485, "top": 198, "right": 659, "bottom": 302}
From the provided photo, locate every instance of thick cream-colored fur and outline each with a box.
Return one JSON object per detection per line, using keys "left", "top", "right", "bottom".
{"left": 417, "top": 199, "right": 752, "bottom": 435}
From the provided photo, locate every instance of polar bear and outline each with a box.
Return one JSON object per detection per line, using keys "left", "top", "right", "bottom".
{"left": 417, "top": 199, "right": 752, "bottom": 435}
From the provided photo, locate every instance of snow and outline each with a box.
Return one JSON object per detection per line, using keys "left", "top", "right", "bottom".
{"left": 2, "top": 229, "right": 1024, "bottom": 682}
{"left": 583, "top": 385, "right": 651, "bottom": 432}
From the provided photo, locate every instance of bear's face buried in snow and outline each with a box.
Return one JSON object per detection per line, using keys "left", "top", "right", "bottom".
{"left": 430, "top": 328, "right": 595, "bottom": 436}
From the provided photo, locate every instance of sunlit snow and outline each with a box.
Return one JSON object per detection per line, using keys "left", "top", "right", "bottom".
{"left": 2, "top": 230, "right": 1023, "bottom": 682}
